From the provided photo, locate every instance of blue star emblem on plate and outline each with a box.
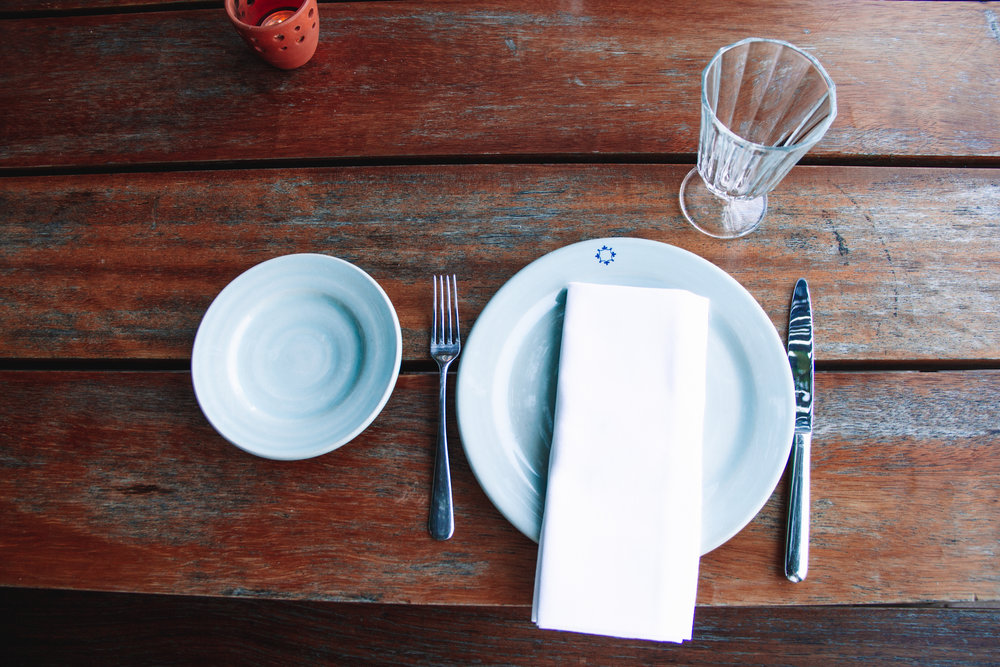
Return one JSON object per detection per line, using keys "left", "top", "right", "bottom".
{"left": 595, "top": 245, "right": 616, "bottom": 266}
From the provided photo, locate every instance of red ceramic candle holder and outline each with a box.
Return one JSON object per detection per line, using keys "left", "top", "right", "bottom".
{"left": 226, "top": 0, "right": 319, "bottom": 70}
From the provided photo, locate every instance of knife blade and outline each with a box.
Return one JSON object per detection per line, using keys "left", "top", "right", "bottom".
{"left": 785, "top": 278, "right": 814, "bottom": 583}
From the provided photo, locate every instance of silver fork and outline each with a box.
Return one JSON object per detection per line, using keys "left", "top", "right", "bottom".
{"left": 429, "top": 274, "right": 460, "bottom": 540}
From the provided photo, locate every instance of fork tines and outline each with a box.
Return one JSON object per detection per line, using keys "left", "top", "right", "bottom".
{"left": 433, "top": 274, "right": 460, "bottom": 347}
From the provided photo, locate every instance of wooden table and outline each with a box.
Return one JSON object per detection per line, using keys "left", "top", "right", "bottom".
{"left": 2, "top": 0, "right": 998, "bottom": 662}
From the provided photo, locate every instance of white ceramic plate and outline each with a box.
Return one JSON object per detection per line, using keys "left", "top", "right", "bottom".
{"left": 456, "top": 238, "right": 794, "bottom": 553}
{"left": 192, "top": 254, "right": 401, "bottom": 460}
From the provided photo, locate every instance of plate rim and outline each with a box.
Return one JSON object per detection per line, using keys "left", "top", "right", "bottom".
{"left": 191, "top": 253, "right": 402, "bottom": 460}
{"left": 456, "top": 237, "right": 795, "bottom": 553}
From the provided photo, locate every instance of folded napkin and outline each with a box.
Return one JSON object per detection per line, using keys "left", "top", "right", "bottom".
{"left": 532, "top": 282, "right": 710, "bottom": 642}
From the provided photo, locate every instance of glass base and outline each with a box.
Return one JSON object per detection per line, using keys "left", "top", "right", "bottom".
{"left": 679, "top": 168, "right": 767, "bottom": 239}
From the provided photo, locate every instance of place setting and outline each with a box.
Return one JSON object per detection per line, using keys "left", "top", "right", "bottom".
{"left": 190, "top": 36, "right": 832, "bottom": 644}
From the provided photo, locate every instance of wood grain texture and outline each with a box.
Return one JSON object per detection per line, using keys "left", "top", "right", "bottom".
{"left": 2, "top": 0, "right": 999, "bottom": 169}
{"left": 0, "top": 0, "right": 201, "bottom": 12}
{"left": 4, "top": 588, "right": 999, "bottom": 665}
{"left": 0, "top": 0, "right": 369, "bottom": 14}
{"left": 1, "top": 164, "right": 998, "bottom": 362}
{"left": 1, "top": 369, "right": 997, "bottom": 606}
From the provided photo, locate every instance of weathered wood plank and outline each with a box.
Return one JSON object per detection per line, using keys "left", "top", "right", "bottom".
{"left": 0, "top": 0, "right": 372, "bottom": 14}
{"left": 1, "top": 165, "right": 998, "bottom": 362}
{"left": 4, "top": 588, "right": 999, "bottom": 665}
{"left": 1, "top": 369, "right": 997, "bottom": 606}
{"left": 1, "top": 0, "right": 998, "bottom": 168}
{"left": 0, "top": 0, "right": 198, "bottom": 12}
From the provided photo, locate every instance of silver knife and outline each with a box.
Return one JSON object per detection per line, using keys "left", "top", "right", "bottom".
{"left": 785, "top": 278, "right": 814, "bottom": 583}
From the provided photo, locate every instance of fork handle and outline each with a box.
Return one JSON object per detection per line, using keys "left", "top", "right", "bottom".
{"left": 428, "top": 365, "right": 455, "bottom": 540}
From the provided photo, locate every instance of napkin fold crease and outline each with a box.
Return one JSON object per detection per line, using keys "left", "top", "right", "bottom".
{"left": 532, "top": 282, "right": 710, "bottom": 643}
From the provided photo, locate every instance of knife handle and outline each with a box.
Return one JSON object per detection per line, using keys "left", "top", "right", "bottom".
{"left": 784, "top": 432, "right": 811, "bottom": 583}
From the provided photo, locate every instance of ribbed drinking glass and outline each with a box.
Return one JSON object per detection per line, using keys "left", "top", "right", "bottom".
{"left": 680, "top": 38, "right": 837, "bottom": 239}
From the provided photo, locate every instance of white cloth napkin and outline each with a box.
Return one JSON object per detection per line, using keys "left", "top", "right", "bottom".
{"left": 532, "top": 282, "right": 710, "bottom": 642}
